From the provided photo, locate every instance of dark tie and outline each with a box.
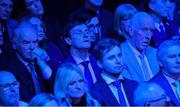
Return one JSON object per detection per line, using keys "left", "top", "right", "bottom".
{"left": 28, "top": 63, "right": 41, "bottom": 94}
{"left": 139, "top": 54, "right": 151, "bottom": 81}
{"left": 81, "top": 61, "right": 93, "bottom": 87}
{"left": 112, "top": 80, "right": 127, "bottom": 106}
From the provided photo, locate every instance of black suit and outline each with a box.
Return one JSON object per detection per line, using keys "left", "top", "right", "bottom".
{"left": 8, "top": 55, "right": 51, "bottom": 102}
{"left": 90, "top": 77, "right": 138, "bottom": 106}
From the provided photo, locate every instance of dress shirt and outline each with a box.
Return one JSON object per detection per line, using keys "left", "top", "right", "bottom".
{"left": 72, "top": 55, "right": 97, "bottom": 83}
{"left": 127, "top": 42, "right": 153, "bottom": 80}
{"left": 101, "top": 72, "right": 130, "bottom": 106}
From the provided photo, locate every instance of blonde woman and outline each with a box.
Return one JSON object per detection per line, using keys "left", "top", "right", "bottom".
{"left": 54, "top": 62, "right": 100, "bottom": 106}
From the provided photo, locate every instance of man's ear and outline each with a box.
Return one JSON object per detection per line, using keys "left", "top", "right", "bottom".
{"left": 158, "top": 58, "right": 163, "bottom": 68}
{"left": 97, "top": 60, "right": 103, "bottom": 69}
{"left": 128, "top": 25, "right": 134, "bottom": 38}
{"left": 64, "top": 37, "right": 72, "bottom": 45}
{"left": 149, "top": 2, "right": 155, "bottom": 11}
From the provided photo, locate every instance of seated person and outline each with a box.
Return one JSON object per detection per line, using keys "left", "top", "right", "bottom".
{"left": 54, "top": 62, "right": 100, "bottom": 106}
{"left": 0, "top": 71, "right": 27, "bottom": 106}
{"left": 91, "top": 38, "right": 138, "bottom": 106}
{"left": 134, "top": 82, "right": 170, "bottom": 106}
{"left": 29, "top": 93, "right": 58, "bottom": 106}
{"left": 8, "top": 21, "right": 53, "bottom": 102}
{"left": 150, "top": 39, "right": 180, "bottom": 106}
{"left": 114, "top": 3, "right": 137, "bottom": 42}
{"left": 64, "top": 19, "right": 101, "bottom": 87}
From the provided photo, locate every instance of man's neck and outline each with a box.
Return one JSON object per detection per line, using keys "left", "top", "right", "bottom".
{"left": 163, "top": 70, "right": 180, "bottom": 80}
{"left": 70, "top": 47, "right": 89, "bottom": 61}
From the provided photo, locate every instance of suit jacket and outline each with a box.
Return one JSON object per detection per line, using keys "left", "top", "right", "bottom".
{"left": 150, "top": 71, "right": 180, "bottom": 106}
{"left": 151, "top": 21, "right": 179, "bottom": 47}
{"left": 65, "top": 55, "right": 101, "bottom": 84}
{"left": 8, "top": 55, "right": 51, "bottom": 102}
{"left": 121, "top": 41, "right": 160, "bottom": 83}
{"left": 90, "top": 77, "right": 138, "bottom": 106}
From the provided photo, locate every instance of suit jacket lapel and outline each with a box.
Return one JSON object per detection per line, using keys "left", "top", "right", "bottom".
{"left": 122, "top": 42, "right": 144, "bottom": 82}
{"left": 158, "top": 73, "right": 179, "bottom": 105}
{"left": 98, "top": 78, "right": 120, "bottom": 106}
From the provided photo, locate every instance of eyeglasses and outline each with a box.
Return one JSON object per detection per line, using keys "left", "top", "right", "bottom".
{"left": 0, "top": 81, "right": 20, "bottom": 91}
{"left": 87, "top": 24, "right": 101, "bottom": 32}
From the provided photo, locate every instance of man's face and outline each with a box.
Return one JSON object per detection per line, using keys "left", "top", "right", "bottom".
{"left": 25, "top": 0, "right": 44, "bottom": 16}
{"left": 13, "top": 28, "right": 38, "bottom": 61}
{"left": 86, "top": 16, "right": 100, "bottom": 42}
{"left": 130, "top": 18, "right": 154, "bottom": 52}
{"left": 99, "top": 46, "right": 123, "bottom": 77}
{"left": 150, "top": 0, "right": 171, "bottom": 17}
{"left": 160, "top": 45, "right": 180, "bottom": 76}
{"left": 0, "top": 74, "right": 20, "bottom": 106}
{"left": 68, "top": 24, "right": 91, "bottom": 49}
{"left": 0, "top": 0, "right": 13, "bottom": 20}
{"left": 66, "top": 72, "right": 85, "bottom": 99}
{"left": 146, "top": 84, "right": 169, "bottom": 106}
{"left": 88, "top": 0, "right": 103, "bottom": 6}
{"left": 29, "top": 17, "right": 46, "bottom": 41}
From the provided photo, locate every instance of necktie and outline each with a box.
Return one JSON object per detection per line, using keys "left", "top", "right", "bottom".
{"left": 81, "top": 61, "right": 93, "bottom": 87}
{"left": 28, "top": 63, "right": 41, "bottom": 94}
{"left": 112, "top": 80, "right": 127, "bottom": 106}
{"left": 139, "top": 54, "right": 151, "bottom": 81}
{"left": 173, "top": 80, "right": 180, "bottom": 100}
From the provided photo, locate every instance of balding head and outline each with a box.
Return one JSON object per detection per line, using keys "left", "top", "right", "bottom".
{"left": 128, "top": 12, "right": 155, "bottom": 52}
{"left": 0, "top": 71, "right": 20, "bottom": 106}
{"left": 130, "top": 12, "right": 154, "bottom": 29}
{"left": 134, "top": 82, "right": 169, "bottom": 106}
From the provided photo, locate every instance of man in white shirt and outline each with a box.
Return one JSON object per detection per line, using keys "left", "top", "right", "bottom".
{"left": 121, "top": 12, "right": 160, "bottom": 83}
{"left": 91, "top": 38, "right": 138, "bottom": 106}
{"left": 150, "top": 39, "right": 180, "bottom": 106}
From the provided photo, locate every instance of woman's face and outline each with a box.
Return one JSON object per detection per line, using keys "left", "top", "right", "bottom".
{"left": 66, "top": 72, "right": 85, "bottom": 99}
{"left": 29, "top": 17, "right": 46, "bottom": 41}
{"left": 25, "top": 0, "right": 44, "bottom": 16}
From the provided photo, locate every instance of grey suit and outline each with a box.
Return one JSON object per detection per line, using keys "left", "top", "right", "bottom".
{"left": 120, "top": 41, "right": 160, "bottom": 83}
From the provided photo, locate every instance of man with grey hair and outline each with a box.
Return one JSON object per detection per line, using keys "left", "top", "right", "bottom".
{"left": 150, "top": 39, "right": 180, "bottom": 106}
{"left": 134, "top": 82, "right": 170, "bottom": 106}
{"left": 121, "top": 12, "right": 160, "bottom": 83}
{"left": 8, "top": 21, "right": 53, "bottom": 102}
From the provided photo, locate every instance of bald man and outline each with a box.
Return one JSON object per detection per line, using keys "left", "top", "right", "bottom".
{"left": 120, "top": 12, "right": 160, "bottom": 83}
{"left": 134, "top": 82, "right": 170, "bottom": 106}
{"left": 0, "top": 71, "right": 27, "bottom": 106}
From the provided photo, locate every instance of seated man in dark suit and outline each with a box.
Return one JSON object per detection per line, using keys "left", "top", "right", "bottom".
{"left": 148, "top": 0, "right": 179, "bottom": 47}
{"left": 0, "top": 71, "right": 27, "bottom": 106}
{"left": 64, "top": 19, "right": 101, "bottom": 88}
{"left": 150, "top": 39, "right": 180, "bottom": 106}
{"left": 91, "top": 38, "right": 138, "bottom": 106}
{"left": 8, "top": 21, "right": 53, "bottom": 102}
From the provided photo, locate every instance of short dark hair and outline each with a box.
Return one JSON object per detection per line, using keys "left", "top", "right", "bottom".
{"left": 63, "top": 20, "right": 85, "bottom": 38}
{"left": 93, "top": 38, "right": 121, "bottom": 61}
{"left": 68, "top": 8, "right": 98, "bottom": 24}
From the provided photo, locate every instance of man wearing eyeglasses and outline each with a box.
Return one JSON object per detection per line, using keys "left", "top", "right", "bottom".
{"left": 64, "top": 19, "right": 101, "bottom": 88}
{"left": 0, "top": 71, "right": 27, "bottom": 106}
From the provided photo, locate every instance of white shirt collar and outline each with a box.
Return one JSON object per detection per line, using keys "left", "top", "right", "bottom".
{"left": 101, "top": 72, "right": 124, "bottom": 85}
{"left": 72, "top": 54, "right": 90, "bottom": 65}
